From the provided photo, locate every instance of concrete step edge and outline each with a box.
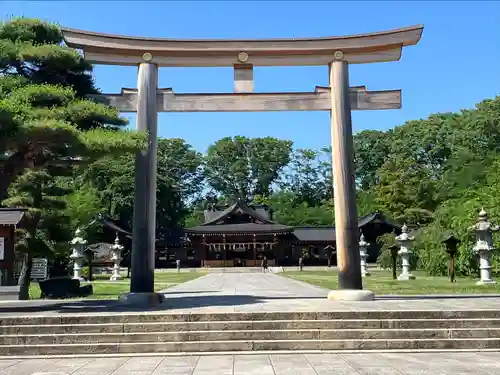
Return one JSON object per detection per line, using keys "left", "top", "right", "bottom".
{"left": 2, "top": 348, "right": 500, "bottom": 360}
{"left": 3, "top": 328, "right": 500, "bottom": 338}
{"left": 2, "top": 309, "right": 500, "bottom": 320}
{"left": 3, "top": 318, "right": 500, "bottom": 328}
{"left": 1, "top": 337, "right": 500, "bottom": 348}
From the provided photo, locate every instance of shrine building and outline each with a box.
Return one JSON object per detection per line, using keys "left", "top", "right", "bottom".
{"left": 184, "top": 200, "right": 398, "bottom": 268}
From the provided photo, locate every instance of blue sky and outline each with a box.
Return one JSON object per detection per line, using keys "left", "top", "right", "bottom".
{"left": 2, "top": 1, "right": 499, "bottom": 153}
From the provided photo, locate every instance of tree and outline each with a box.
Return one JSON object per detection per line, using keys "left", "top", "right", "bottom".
{"left": 372, "top": 95, "right": 500, "bottom": 276}
{"left": 353, "top": 130, "right": 392, "bottom": 191}
{"left": 3, "top": 168, "right": 70, "bottom": 299}
{"left": 80, "top": 138, "right": 204, "bottom": 233}
{"left": 0, "top": 18, "right": 145, "bottom": 294}
{"left": 263, "top": 191, "right": 334, "bottom": 226}
{"left": 278, "top": 148, "right": 332, "bottom": 207}
{"left": 0, "top": 18, "right": 144, "bottom": 204}
{"left": 204, "top": 136, "right": 292, "bottom": 201}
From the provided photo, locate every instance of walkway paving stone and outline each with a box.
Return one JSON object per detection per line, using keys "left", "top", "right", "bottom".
{"left": 2, "top": 272, "right": 500, "bottom": 315}
{"left": 1, "top": 353, "right": 500, "bottom": 375}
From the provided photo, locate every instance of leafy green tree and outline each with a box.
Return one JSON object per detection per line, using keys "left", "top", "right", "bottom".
{"left": 263, "top": 191, "right": 334, "bottom": 226}
{"left": 204, "top": 136, "right": 292, "bottom": 201}
{"left": 0, "top": 18, "right": 144, "bottom": 204}
{"left": 4, "top": 168, "right": 70, "bottom": 299}
{"left": 80, "top": 138, "right": 204, "bottom": 233}
{"left": 278, "top": 148, "right": 332, "bottom": 207}
{"left": 373, "top": 96, "right": 500, "bottom": 276}
{"left": 353, "top": 130, "right": 392, "bottom": 191}
{"left": 0, "top": 18, "right": 145, "bottom": 293}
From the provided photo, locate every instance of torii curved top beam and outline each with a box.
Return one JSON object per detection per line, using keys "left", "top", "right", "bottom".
{"left": 61, "top": 25, "right": 423, "bottom": 67}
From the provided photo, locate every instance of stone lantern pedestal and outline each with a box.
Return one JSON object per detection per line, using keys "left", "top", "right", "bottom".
{"left": 470, "top": 209, "right": 499, "bottom": 285}
{"left": 70, "top": 229, "right": 86, "bottom": 281}
{"left": 396, "top": 224, "right": 415, "bottom": 281}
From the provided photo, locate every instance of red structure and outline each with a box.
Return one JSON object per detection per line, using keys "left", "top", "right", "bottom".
{"left": 0, "top": 208, "right": 27, "bottom": 286}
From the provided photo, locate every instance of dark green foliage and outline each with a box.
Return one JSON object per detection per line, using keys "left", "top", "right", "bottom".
{"left": 0, "top": 17, "right": 144, "bottom": 297}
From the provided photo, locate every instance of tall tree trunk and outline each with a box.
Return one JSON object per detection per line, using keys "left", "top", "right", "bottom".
{"left": 18, "top": 252, "right": 33, "bottom": 300}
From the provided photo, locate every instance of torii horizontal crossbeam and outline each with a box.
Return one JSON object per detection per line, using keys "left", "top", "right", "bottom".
{"left": 62, "top": 25, "right": 423, "bottom": 67}
{"left": 91, "top": 86, "right": 401, "bottom": 112}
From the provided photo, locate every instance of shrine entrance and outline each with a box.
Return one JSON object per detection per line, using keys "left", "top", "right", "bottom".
{"left": 62, "top": 25, "right": 423, "bottom": 299}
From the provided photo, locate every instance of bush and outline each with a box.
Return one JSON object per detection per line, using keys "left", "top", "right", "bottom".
{"left": 81, "top": 266, "right": 89, "bottom": 279}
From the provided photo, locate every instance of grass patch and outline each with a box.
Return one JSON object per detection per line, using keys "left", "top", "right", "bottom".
{"left": 29, "top": 271, "right": 203, "bottom": 300}
{"left": 283, "top": 269, "right": 500, "bottom": 295}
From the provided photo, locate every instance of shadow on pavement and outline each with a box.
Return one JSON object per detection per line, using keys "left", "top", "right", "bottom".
{"left": 1, "top": 293, "right": 498, "bottom": 315}
{"left": 0, "top": 294, "right": 263, "bottom": 314}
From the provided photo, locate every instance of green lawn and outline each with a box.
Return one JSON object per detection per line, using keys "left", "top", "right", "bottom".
{"left": 28, "top": 271, "right": 204, "bottom": 300}
{"left": 283, "top": 269, "right": 500, "bottom": 295}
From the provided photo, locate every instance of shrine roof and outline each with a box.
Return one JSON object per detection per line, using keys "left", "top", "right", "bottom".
{"left": 185, "top": 210, "right": 399, "bottom": 238}
{"left": 185, "top": 222, "right": 293, "bottom": 236}
{"left": 292, "top": 227, "right": 335, "bottom": 243}
{"left": 0, "top": 208, "right": 27, "bottom": 225}
{"left": 358, "top": 211, "right": 400, "bottom": 229}
{"left": 203, "top": 200, "right": 274, "bottom": 226}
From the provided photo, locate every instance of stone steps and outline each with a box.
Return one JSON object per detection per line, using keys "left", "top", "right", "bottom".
{"left": 2, "top": 310, "right": 499, "bottom": 325}
{"left": 2, "top": 338, "right": 500, "bottom": 355}
{"left": 1, "top": 310, "right": 500, "bottom": 356}
{"left": 3, "top": 318, "right": 500, "bottom": 335}
{"left": 2, "top": 328, "right": 500, "bottom": 345}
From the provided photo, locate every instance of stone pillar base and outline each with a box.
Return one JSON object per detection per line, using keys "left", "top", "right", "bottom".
{"left": 477, "top": 279, "right": 496, "bottom": 285}
{"left": 327, "top": 289, "right": 375, "bottom": 301}
{"left": 118, "top": 292, "right": 165, "bottom": 306}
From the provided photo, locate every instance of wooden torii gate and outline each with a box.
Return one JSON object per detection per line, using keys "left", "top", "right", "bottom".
{"left": 62, "top": 25, "right": 423, "bottom": 302}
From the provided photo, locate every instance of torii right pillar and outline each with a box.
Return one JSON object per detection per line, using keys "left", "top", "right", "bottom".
{"left": 328, "top": 52, "right": 374, "bottom": 301}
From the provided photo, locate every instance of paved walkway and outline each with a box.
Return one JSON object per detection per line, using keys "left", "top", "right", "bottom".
{"left": 1, "top": 352, "right": 500, "bottom": 374}
{"left": 159, "top": 272, "right": 500, "bottom": 313}
{"left": 2, "top": 272, "right": 500, "bottom": 315}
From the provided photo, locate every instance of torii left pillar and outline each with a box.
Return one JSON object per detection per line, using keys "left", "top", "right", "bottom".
{"left": 327, "top": 52, "right": 374, "bottom": 301}
{"left": 121, "top": 54, "right": 164, "bottom": 305}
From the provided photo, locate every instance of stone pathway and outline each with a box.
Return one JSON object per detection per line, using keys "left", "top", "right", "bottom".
{"left": 1, "top": 352, "right": 500, "bottom": 374}
{"left": 2, "top": 272, "right": 500, "bottom": 315}
{"left": 159, "top": 272, "right": 500, "bottom": 313}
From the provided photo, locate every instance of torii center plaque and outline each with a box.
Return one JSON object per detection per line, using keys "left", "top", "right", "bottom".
{"left": 62, "top": 25, "right": 423, "bottom": 302}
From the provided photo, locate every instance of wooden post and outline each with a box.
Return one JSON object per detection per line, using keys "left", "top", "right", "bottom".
{"left": 253, "top": 234, "right": 257, "bottom": 267}
{"left": 223, "top": 234, "right": 226, "bottom": 268}
{"left": 389, "top": 244, "right": 398, "bottom": 280}
{"left": 329, "top": 57, "right": 362, "bottom": 290}
{"left": 234, "top": 64, "right": 254, "bottom": 93}
{"left": 130, "top": 61, "right": 158, "bottom": 294}
{"left": 450, "top": 254, "right": 456, "bottom": 283}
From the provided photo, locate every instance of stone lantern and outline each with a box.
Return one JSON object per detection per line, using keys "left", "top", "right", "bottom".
{"left": 469, "top": 208, "right": 499, "bottom": 285}
{"left": 396, "top": 224, "right": 416, "bottom": 280}
{"left": 359, "top": 233, "right": 370, "bottom": 277}
{"left": 110, "top": 233, "right": 123, "bottom": 281}
{"left": 442, "top": 233, "right": 460, "bottom": 283}
{"left": 70, "top": 228, "right": 87, "bottom": 281}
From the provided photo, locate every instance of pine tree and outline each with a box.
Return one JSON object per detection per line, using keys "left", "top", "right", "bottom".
{"left": 0, "top": 18, "right": 145, "bottom": 203}
{"left": 4, "top": 168, "right": 70, "bottom": 299}
{"left": 0, "top": 18, "right": 146, "bottom": 297}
